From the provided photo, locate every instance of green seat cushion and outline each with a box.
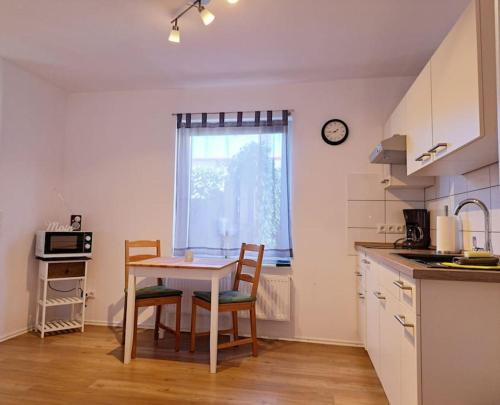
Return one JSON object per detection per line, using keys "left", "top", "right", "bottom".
{"left": 194, "top": 290, "right": 255, "bottom": 304}
{"left": 136, "top": 286, "right": 182, "bottom": 299}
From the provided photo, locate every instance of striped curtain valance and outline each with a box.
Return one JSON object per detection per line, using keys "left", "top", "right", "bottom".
{"left": 176, "top": 110, "right": 291, "bottom": 129}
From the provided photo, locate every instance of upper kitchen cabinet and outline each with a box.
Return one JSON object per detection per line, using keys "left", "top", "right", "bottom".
{"left": 408, "top": 0, "right": 497, "bottom": 176}
{"left": 406, "top": 63, "right": 433, "bottom": 175}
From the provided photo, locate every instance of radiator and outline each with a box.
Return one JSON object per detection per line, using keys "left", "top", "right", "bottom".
{"left": 166, "top": 274, "right": 291, "bottom": 321}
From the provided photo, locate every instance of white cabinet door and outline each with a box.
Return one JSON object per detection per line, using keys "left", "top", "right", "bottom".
{"left": 357, "top": 292, "right": 366, "bottom": 348}
{"left": 366, "top": 288, "right": 380, "bottom": 372}
{"left": 430, "top": 0, "right": 481, "bottom": 159}
{"left": 379, "top": 287, "right": 401, "bottom": 405}
{"left": 406, "top": 63, "right": 433, "bottom": 175}
{"left": 365, "top": 262, "right": 380, "bottom": 372}
{"left": 400, "top": 304, "right": 418, "bottom": 405}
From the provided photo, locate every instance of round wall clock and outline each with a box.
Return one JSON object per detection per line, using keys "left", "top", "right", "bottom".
{"left": 321, "top": 119, "right": 349, "bottom": 145}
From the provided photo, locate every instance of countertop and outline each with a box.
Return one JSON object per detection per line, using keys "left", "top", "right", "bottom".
{"left": 355, "top": 242, "right": 500, "bottom": 283}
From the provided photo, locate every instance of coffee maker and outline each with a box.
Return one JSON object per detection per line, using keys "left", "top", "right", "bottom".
{"left": 401, "top": 209, "right": 430, "bottom": 249}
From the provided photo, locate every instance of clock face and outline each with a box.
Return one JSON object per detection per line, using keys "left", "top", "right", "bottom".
{"left": 322, "top": 119, "right": 349, "bottom": 145}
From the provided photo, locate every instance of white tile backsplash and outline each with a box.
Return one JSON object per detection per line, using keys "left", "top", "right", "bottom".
{"left": 347, "top": 173, "right": 385, "bottom": 201}
{"left": 346, "top": 172, "right": 426, "bottom": 256}
{"left": 459, "top": 188, "right": 491, "bottom": 232}
{"left": 386, "top": 188, "right": 425, "bottom": 202}
{"left": 490, "top": 186, "right": 500, "bottom": 232}
{"left": 450, "top": 174, "right": 468, "bottom": 196}
{"left": 490, "top": 163, "right": 499, "bottom": 187}
{"left": 426, "top": 163, "right": 500, "bottom": 253}
{"left": 427, "top": 196, "right": 452, "bottom": 230}
{"left": 465, "top": 166, "right": 490, "bottom": 192}
{"left": 386, "top": 200, "right": 425, "bottom": 225}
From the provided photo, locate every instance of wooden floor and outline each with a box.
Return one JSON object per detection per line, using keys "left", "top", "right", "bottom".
{"left": 0, "top": 326, "right": 388, "bottom": 404}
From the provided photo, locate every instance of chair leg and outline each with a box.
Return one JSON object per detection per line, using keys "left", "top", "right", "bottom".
{"left": 232, "top": 311, "right": 239, "bottom": 341}
{"left": 154, "top": 305, "right": 161, "bottom": 341}
{"left": 190, "top": 300, "right": 197, "bottom": 353}
{"left": 175, "top": 298, "right": 181, "bottom": 352}
{"left": 121, "top": 295, "right": 127, "bottom": 345}
{"left": 132, "top": 306, "right": 139, "bottom": 359}
{"left": 250, "top": 305, "right": 258, "bottom": 357}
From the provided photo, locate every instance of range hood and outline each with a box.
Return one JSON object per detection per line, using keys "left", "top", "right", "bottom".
{"left": 369, "top": 134, "right": 407, "bottom": 164}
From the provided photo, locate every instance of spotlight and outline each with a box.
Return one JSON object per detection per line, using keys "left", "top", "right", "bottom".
{"left": 198, "top": 5, "right": 215, "bottom": 26}
{"left": 169, "top": 21, "right": 180, "bottom": 43}
{"left": 227, "top": 0, "right": 239, "bottom": 3}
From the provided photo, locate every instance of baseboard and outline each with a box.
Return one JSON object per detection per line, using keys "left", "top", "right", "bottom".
{"left": 84, "top": 320, "right": 363, "bottom": 348}
{"left": 0, "top": 326, "right": 30, "bottom": 343}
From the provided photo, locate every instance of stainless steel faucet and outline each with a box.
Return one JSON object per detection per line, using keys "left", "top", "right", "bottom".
{"left": 454, "top": 198, "right": 491, "bottom": 252}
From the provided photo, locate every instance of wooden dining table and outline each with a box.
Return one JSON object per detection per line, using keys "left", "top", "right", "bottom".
{"left": 123, "top": 256, "right": 238, "bottom": 373}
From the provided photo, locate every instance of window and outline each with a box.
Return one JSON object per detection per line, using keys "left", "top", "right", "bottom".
{"left": 173, "top": 111, "right": 293, "bottom": 262}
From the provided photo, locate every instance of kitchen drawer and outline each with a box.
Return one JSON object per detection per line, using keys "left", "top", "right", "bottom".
{"left": 48, "top": 262, "right": 86, "bottom": 279}
{"left": 377, "top": 262, "right": 401, "bottom": 300}
{"left": 397, "top": 272, "right": 418, "bottom": 313}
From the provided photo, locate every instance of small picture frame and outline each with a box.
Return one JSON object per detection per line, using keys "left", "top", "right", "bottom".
{"left": 70, "top": 215, "right": 82, "bottom": 231}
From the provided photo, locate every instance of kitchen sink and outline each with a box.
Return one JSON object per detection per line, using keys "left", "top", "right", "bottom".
{"left": 395, "top": 252, "right": 462, "bottom": 266}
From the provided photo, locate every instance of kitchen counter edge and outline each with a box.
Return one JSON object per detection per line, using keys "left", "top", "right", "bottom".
{"left": 355, "top": 242, "right": 500, "bottom": 283}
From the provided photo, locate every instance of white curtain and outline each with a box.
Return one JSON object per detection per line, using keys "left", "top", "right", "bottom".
{"left": 173, "top": 115, "right": 292, "bottom": 260}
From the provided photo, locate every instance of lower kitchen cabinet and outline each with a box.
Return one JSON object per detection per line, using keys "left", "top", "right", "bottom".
{"left": 359, "top": 255, "right": 500, "bottom": 404}
{"left": 360, "top": 258, "right": 419, "bottom": 405}
{"left": 379, "top": 286, "right": 402, "bottom": 405}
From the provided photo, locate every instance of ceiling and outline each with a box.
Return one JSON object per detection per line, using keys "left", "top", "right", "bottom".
{"left": 0, "top": 0, "right": 470, "bottom": 92}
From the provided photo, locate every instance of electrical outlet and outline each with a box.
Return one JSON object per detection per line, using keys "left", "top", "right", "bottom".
{"left": 386, "top": 224, "right": 406, "bottom": 234}
{"left": 377, "top": 224, "right": 386, "bottom": 234}
{"left": 86, "top": 289, "right": 96, "bottom": 299}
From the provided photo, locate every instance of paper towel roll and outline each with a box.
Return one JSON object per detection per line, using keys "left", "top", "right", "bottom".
{"left": 436, "top": 216, "right": 458, "bottom": 253}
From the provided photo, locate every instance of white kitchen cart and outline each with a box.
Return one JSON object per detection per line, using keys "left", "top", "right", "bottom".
{"left": 35, "top": 257, "right": 89, "bottom": 338}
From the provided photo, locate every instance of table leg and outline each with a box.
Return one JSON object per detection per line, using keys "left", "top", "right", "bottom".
{"left": 157, "top": 276, "right": 168, "bottom": 339}
{"left": 124, "top": 271, "right": 136, "bottom": 364}
{"left": 209, "top": 276, "right": 219, "bottom": 373}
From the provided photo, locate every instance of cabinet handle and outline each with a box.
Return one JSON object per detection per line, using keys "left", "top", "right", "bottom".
{"left": 358, "top": 293, "right": 365, "bottom": 299}
{"left": 355, "top": 272, "right": 363, "bottom": 277}
{"left": 361, "top": 259, "right": 370, "bottom": 265}
{"left": 373, "top": 291, "right": 386, "bottom": 300}
{"left": 415, "top": 153, "right": 432, "bottom": 162}
{"left": 394, "top": 314, "right": 414, "bottom": 328}
{"left": 380, "top": 179, "right": 390, "bottom": 184}
{"left": 393, "top": 280, "right": 412, "bottom": 291}
{"left": 428, "top": 143, "right": 448, "bottom": 154}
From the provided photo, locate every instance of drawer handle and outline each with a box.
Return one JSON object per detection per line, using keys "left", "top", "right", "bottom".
{"left": 428, "top": 143, "right": 448, "bottom": 154}
{"left": 415, "top": 153, "right": 431, "bottom": 162}
{"left": 355, "top": 272, "right": 363, "bottom": 277}
{"left": 393, "top": 280, "right": 412, "bottom": 291}
{"left": 394, "top": 314, "right": 414, "bottom": 328}
{"left": 358, "top": 293, "right": 365, "bottom": 299}
{"left": 373, "top": 291, "right": 386, "bottom": 300}
{"left": 361, "top": 259, "right": 370, "bottom": 265}
{"left": 380, "top": 179, "right": 390, "bottom": 184}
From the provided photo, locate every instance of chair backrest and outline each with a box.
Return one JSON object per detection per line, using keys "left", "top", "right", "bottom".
{"left": 233, "top": 243, "right": 265, "bottom": 298}
{"left": 124, "top": 240, "right": 162, "bottom": 290}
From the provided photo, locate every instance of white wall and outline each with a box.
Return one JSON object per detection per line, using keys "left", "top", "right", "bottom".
{"left": 64, "top": 77, "right": 412, "bottom": 344}
{"left": 0, "top": 58, "right": 67, "bottom": 341}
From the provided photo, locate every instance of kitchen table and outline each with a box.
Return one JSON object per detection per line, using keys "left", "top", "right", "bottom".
{"left": 123, "top": 256, "right": 238, "bottom": 373}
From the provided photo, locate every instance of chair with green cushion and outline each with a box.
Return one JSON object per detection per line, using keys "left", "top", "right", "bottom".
{"left": 122, "top": 240, "right": 182, "bottom": 357}
{"left": 190, "top": 243, "right": 265, "bottom": 356}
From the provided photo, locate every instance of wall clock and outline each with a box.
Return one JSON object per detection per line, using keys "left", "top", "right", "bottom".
{"left": 321, "top": 119, "right": 349, "bottom": 145}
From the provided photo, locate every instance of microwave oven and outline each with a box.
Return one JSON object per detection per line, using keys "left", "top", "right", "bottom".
{"left": 36, "top": 231, "right": 93, "bottom": 258}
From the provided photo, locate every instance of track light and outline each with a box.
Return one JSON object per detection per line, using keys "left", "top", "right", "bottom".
{"left": 169, "top": 0, "right": 238, "bottom": 44}
{"left": 198, "top": 5, "right": 215, "bottom": 26}
{"left": 169, "top": 21, "right": 180, "bottom": 43}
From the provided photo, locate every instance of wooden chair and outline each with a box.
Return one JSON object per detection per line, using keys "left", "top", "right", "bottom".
{"left": 123, "top": 240, "right": 182, "bottom": 357}
{"left": 190, "top": 243, "right": 265, "bottom": 356}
